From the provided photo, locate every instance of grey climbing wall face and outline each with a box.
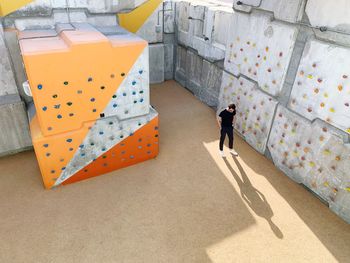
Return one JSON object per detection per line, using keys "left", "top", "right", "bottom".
{"left": 289, "top": 40, "right": 350, "bottom": 134}
{"left": 268, "top": 106, "right": 350, "bottom": 222}
{"left": 207, "top": 0, "right": 349, "bottom": 223}
{"left": 218, "top": 72, "right": 278, "bottom": 154}
{"left": 224, "top": 12, "right": 298, "bottom": 97}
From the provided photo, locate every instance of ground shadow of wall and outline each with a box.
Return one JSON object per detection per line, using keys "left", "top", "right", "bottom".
{"left": 224, "top": 157, "right": 283, "bottom": 239}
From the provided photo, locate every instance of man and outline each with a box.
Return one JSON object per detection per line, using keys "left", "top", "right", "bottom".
{"left": 217, "top": 104, "right": 238, "bottom": 157}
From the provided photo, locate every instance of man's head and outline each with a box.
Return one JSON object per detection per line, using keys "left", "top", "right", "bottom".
{"left": 227, "top": 103, "right": 236, "bottom": 113}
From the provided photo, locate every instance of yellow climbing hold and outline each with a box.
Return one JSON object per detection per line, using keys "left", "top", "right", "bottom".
{"left": 307, "top": 74, "right": 313, "bottom": 79}
{"left": 324, "top": 182, "right": 329, "bottom": 187}
{"left": 345, "top": 187, "right": 350, "bottom": 192}
{"left": 323, "top": 149, "right": 331, "bottom": 155}
{"left": 118, "top": 0, "right": 163, "bottom": 33}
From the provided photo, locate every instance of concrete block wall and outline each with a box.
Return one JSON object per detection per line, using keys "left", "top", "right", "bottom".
{"left": 0, "top": 24, "right": 32, "bottom": 156}
{"left": 175, "top": 0, "right": 233, "bottom": 108}
{"left": 174, "top": 0, "right": 350, "bottom": 224}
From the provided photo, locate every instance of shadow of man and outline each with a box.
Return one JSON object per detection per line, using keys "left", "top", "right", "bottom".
{"left": 224, "top": 156, "right": 283, "bottom": 239}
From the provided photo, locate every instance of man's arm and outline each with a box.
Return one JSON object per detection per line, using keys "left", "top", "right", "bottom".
{"left": 232, "top": 110, "right": 236, "bottom": 125}
{"left": 217, "top": 116, "right": 222, "bottom": 129}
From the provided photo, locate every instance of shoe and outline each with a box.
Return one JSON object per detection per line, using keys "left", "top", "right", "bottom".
{"left": 219, "top": 151, "right": 226, "bottom": 158}
{"left": 230, "top": 149, "right": 238, "bottom": 156}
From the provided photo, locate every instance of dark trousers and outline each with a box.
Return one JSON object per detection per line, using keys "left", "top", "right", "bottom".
{"left": 220, "top": 126, "right": 233, "bottom": 151}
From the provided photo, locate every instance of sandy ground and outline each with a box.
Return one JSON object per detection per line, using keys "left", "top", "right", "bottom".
{"left": 0, "top": 80, "right": 349, "bottom": 263}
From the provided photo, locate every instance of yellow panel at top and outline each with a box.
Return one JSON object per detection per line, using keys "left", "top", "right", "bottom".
{"left": 0, "top": 0, "right": 33, "bottom": 16}
{"left": 118, "top": 0, "right": 163, "bottom": 33}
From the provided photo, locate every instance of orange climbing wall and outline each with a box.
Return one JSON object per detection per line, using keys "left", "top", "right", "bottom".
{"left": 20, "top": 24, "right": 159, "bottom": 189}
{"left": 63, "top": 116, "right": 159, "bottom": 185}
{"left": 20, "top": 28, "right": 146, "bottom": 136}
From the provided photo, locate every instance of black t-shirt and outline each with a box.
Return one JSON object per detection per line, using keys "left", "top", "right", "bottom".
{"left": 219, "top": 109, "right": 236, "bottom": 127}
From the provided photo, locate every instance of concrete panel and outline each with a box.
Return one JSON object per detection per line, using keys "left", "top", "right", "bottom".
{"left": 186, "top": 49, "right": 203, "bottom": 96}
{"left": 149, "top": 44, "right": 165, "bottom": 84}
{"left": 189, "top": 2, "right": 206, "bottom": 43}
{"left": 174, "top": 45, "right": 187, "bottom": 87}
{"left": 192, "top": 6, "right": 233, "bottom": 61}
{"left": 212, "top": 7, "right": 233, "bottom": 47}
{"left": 268, "top": 105, "right": 350, "bottom": 223}
{"left": 0, "top": 95, "right": 32, "bottom": 156}
{"left": 289, "top": 40, "right": 350, "bottom": 134}
{"left": 164, "top": 1, "right": 175, "bottom": 34}
{"left": 233, "top": 0, "right": 305, "bottom": 23}
{"left": 164, "top": 43, "right": 174, "bottom": 80}
{"left": 306, "top": 0, "right": 350, "bottom": 34}
{"left": 224, "top": 12, "right": 298, "bottom": 97}
{"left": 218, "top": 72, "right": 278, "bottom": 154}
{"left": 199, "top": 60, "right": 222, "bottom": 108}
{"left": 0, "top": 25, "right": 18, "bottom": 96}
{"left": 176, "top": 1, "right": 191, "bottom": 46}
{"left": 176, "top": 1, "right": 213, "bottom": 46}
{"left": 4, "top": 30, "right": 36, "bottom": 104}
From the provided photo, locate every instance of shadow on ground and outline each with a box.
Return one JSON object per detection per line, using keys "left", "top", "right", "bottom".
{"left": 224, "top": 157, "right": 283, "bottom": 239}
